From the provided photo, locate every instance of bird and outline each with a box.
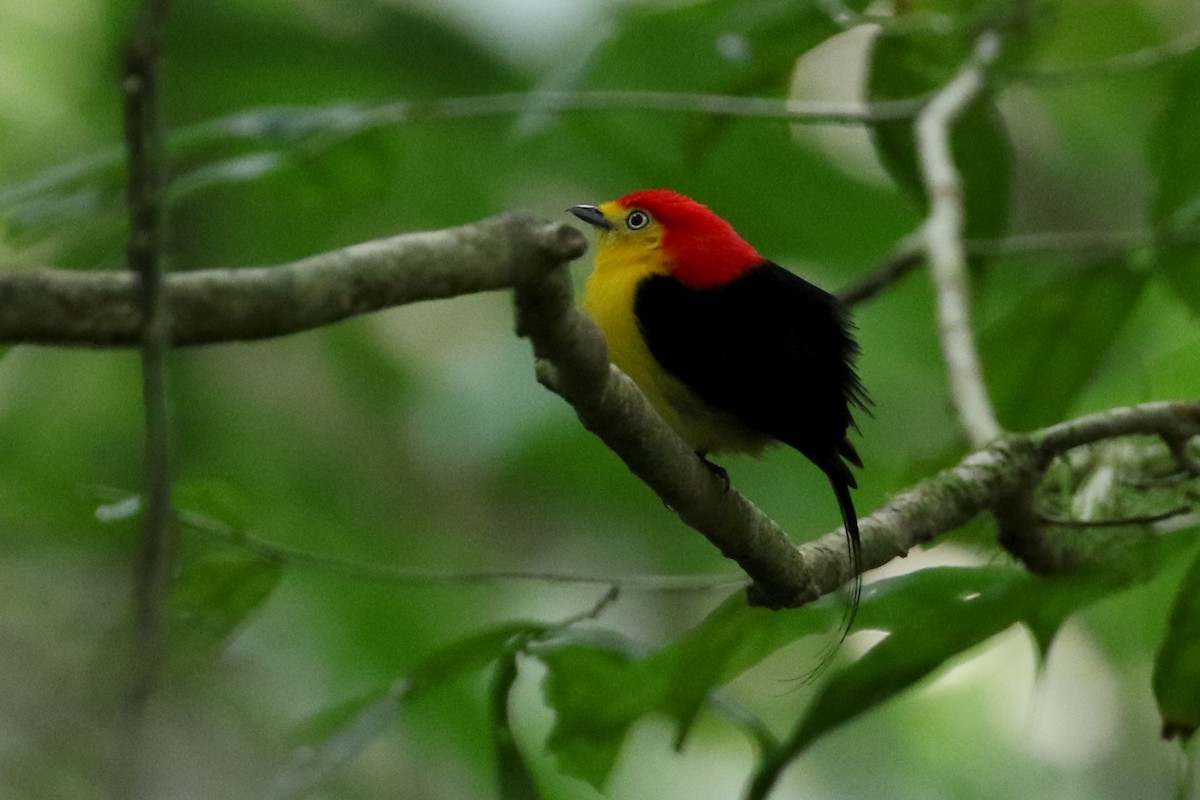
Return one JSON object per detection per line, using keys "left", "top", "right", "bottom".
{"left": 569, "top": 189, "right": 869, "bottom": 630}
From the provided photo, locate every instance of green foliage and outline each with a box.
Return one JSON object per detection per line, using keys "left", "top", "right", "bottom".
{"left": 491, "top": 651, "right": 543, "bottom": 800}
{"left": 273, "top": 624, "right": 542, "bottom": 798}
{"left": 164, "top": 547, "right": 284, "bottom": 681}
{"left": 866, "top": 28, "right": 1013, "bottom": 243}
{"left": 2, "top": 0, "right": 1200, "bottom": 798}
{"left": 1150, "top": 48, "right": 1200, "bottom": 316}
{"left": 1154, "top": 543, "right": 1200, "bottom": 741}
{"left": 978, "top": 259, "right": 1148, "bottom": 430}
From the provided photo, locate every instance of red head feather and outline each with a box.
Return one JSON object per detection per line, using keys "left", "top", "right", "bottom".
{"left": 616, "top": 190, "right": 762, "bottom": 289}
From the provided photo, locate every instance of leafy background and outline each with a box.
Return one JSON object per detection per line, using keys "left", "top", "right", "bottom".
{"left": 2, "top": 0, "right": 1200, "bottom": 798}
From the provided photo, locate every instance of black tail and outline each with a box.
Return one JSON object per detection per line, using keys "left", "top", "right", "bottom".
{"left": 801, "top": 466, "right": 862, "bottom": 683}
{"left": 829, "top": 473, "right": 862, "bottom": 641}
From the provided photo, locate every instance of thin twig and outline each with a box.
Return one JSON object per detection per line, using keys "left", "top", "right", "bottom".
{"left": 837, "top": 232, "right": 924, "bottom": 307}
{"left": 1038, "top": 505, "right": 1194, "bottom": 528}
{"left": 175, "top": 506, "right": 743, "bottom": 592}
{"left": 118, "top": 0, "right": 173, "bottom": 796}
{"left": 965, "top": 227, "right": 1167, "bottom": 258}
{"left": 1012, "top": 27, "right": 1200, "bottom": 86}
{"left": 838, "top": 223, "right": 1200, "bottom": 308}
{"left": 0, "top": 90, "right": 929, "bottom": 216}
{"left": 351, "top": 89, "right": 928, "bottom": 128}
{"left": 916, "top": 30, "right": 1004, "bottom": 448}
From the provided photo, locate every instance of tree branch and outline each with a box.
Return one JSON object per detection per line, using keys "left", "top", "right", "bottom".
{"left": 791, "top": 401, "right": 1200, "bottom": 594}
{"left": 4, "top": 211, "right": 1198, "bottom": 607}
{"left": 513, "top": 269, "right": 828, "bottom": 608}
{"left": 916, "top": 30, "right": 1004, "bottom": 448}
{"left": 0, "top": 212, "right": 586, "bottom": 347}
{"left": 352, "top": 89, "right": 927, "bottom": 128}
{"left": 838, "top": 225, "right": 1200, "bottom": 308}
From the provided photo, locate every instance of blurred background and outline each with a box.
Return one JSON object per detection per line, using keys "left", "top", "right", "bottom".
{"left": 2, "top": 0, "right": 1200, "bottom": 797}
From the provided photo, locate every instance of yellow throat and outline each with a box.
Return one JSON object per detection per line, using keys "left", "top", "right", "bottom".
{"left": 579, "top": 202, "right": 766, "bottom": 455}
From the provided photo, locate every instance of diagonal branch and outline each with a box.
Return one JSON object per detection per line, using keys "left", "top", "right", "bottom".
{"left": 510, "top": 256, "right": 1200, "bottom": 605}
{"left": 513, "top": 269, "right": 827, "bottom": 608}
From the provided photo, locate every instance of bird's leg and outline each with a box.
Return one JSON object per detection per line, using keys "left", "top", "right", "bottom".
{"left": 696, "top": 452, "right": 730, "bottom": 491}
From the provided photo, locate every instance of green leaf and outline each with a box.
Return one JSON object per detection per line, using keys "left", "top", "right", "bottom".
{"left": 163, "top": 548, "right": 283, "bottom": 681}
{"left": 1149, "top": 49, "right": 1200, "bottom": 315}
{"left": 798, "top": 541, "right": 1200, "bottom": 750}
{"left": 898, "top": 0, "right": 1012, "bottom": 18}
{"left": 174, "top": 477, "right": 256, "bottom": 531}
{"left": 867, "top": 29, "right": 1012, "bottom": 243}
{"left": 978, "top": 259, "right": 1148, "bottom": 431}
{"left": 748, "top": 534, "right": 1200, "bottom": 799}
{"left": 272, "top": 623, "right": 540, "bottom": 799}
{"left": 775, "top": 568, "right": 1022, "bottom": 762}
{"left": 539, "top": 633, "right": 647, "bottom": 790}
{"left": 491, "top": 651, "right": 542, "bottom": 800}
{"left": 1154, "top": 541, "right": 1200, "bottom": 740}
{"left": 647, "top": 593, "right": 839, "bottom": 745}
{"left": 571, "top": 0, "right": 864, "bottom": 174}
{"left": 538, "top": 592, "right": 841, "bottom": 789}
{"left": 585, "top": 0, "right": 863, "bottom": 95}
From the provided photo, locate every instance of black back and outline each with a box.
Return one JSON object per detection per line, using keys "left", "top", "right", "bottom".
{"left": 634, "top": 261, "right": 867, "bottom": 475}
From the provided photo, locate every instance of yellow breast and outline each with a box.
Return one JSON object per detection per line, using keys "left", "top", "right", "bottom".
{"left": 580, "top": 232, "right": 768, "bottom": 455}
{"left": 581, "top": 234, "right": 676, "bottom": 420}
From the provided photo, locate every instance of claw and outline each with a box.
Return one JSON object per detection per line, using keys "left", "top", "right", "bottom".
{"left": 696, "top": 452, "right": 730, "bottom": 491}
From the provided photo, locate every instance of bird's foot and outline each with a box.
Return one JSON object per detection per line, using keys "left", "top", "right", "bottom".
{"left": 696, "top": 452, "right": 730, "bottom": 491}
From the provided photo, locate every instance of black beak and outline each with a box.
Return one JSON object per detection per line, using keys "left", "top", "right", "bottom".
{"left": 568, "top": 204, "right": 613, "bottom": 230}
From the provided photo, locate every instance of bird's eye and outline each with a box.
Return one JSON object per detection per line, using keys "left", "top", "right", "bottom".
{"left": 625, "top": 210, "right": 651, "bottom": 230}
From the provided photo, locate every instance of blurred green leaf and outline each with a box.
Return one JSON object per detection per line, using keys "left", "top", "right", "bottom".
{"left": 317, "top": 322, "right": 418, "bottom": 418}
{"left": 164, "top": 547, "right": 284, "bottom": 681}
{"left": 648, "top": 593, "right": 838, "bottom": 744}
{"left": 1149, "top": 49, "right": 1200, "bottom": 315}
{"left": 585, "top": 0, "right": 868, "bottom": 94}
{"left": 273, "top": 623, "right": 541, "bottom": 799}
{"left": 547, "top": 536, "right": 1199, "bottom": 794}
{"left": 898, "top": 0, "right": 1011, "bottom": 19}
{"left": 174, "top": 477, "right": 256, "bottom": 531}
{"left": 570, "top": 0, "right": 872, "bottom": 176}
{"left": 1, "top": 0, "right": 524, "bottom": 266}
{"left": 978, "top": 259, "right": 1148, "bottom": 431}
{"left": 537, "top": 589, "right": 844, "bottom": 789}
{"left": 1154, "top": 540, "right": 1200, "bottom": 740}
{"left": 491, "top": 651, "right": 542, "bottom": 800}
{"left": 743, "top": 568, "right": 1024, "bottom": 800}
{"left": 538, "top": 631, "right": 650, "bottom": 790}
{"left": 751, "top": 544, "right": 1197, "bottom": 797}
{"left": 867, "top": 29, "right": 1012, "bottom": 243}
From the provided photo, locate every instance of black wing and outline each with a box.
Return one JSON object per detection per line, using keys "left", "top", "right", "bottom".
{"left": 634, "top": 261, "right": 867, "bottom": 475}
{"left": 638, "top": 261, "right": 870, "bottom": 640}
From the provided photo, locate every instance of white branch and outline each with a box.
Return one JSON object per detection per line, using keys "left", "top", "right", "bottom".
{"left": 916, "top": 30, "right": 1004, "bottom": 448}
